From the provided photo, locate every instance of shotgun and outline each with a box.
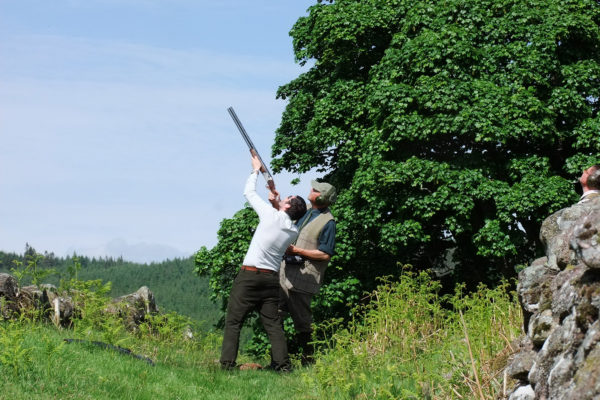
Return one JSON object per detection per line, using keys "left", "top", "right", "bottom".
{"left": 227, "top": 106, "right": 276, "bottom": 192}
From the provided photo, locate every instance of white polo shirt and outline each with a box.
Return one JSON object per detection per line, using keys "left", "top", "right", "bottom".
{"left": 242, "top": 171, "right": 298, "bottom": 272}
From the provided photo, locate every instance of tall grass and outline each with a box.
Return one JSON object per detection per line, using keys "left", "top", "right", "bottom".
{"left": 305, "top": 268, "right": 521, "bottom": 399}
{"left": 0, "top": 267, "right": 521, "bottom": 399}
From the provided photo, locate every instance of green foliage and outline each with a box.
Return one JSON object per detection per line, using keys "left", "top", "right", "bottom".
{"left": 10, "top": 252, "right": 55, "bottom": 287}
{"left": 0, "top": 322, "right": 33, "bottom": 376}
{"left": 306, "top": 267, "right": 521, "bottom": 399}
{"left": 195, "top": 0, "right": 600, "bottom": 348}
{"left": 69, "top": 278, "right": 129, "bottom": 346}
{"left": 195, "top": 206, "right": 257, "bottom": 305}
{"left": 194, "top": 206, "right": 257, "bottom": 329}
{"left": 312, "top": 276, "right": 361, "bottom": 322}
{"left": 138, "top": 311, "right": 195, "bottom": 345}
{"left": 0, "top": 266, "right": 523, "bottom": 399}
{"left": 0, "top": 248, "right": 220, "bottom": 327}
{"left": 59, "top": 255, "right": 82, "bottom": 290}
{"left": 0, "top": 320, "right": 307, "bottom": 400}
{"left": 69, "top": 256, "right": 219, "bottom": 328}
{"left": 272, "top": 0, "right": 600, "bottom": 287}
{"left": 64, "top": 273, "right": 201, "bottom": 351}
{"left": 58, "top": 256, "right": 83, "bottom": 292}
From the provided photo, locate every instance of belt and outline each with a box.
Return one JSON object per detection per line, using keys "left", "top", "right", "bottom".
{"left": 241, "top": 265, "right": 275, "bottom": 274}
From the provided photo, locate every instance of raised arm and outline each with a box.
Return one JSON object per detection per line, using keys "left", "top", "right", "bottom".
{"left": 244, "top": 153, "right": 278, "bottom": 218}
{"left": 268, "top": 189, "right": 281, "bottom": 210}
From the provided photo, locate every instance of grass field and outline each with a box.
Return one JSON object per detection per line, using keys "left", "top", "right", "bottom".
{"left": 0, "top": 321, "right": 314, "bottom": 400}
{"left": 0, "top": 269, "right": 521, "bottom": 399}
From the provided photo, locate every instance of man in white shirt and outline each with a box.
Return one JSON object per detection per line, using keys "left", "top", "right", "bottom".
{"left": 220, "top": 153, "right": 307, "bottom": 372}
{"left": 578, "top": 165, "right": 600, "bottom": 204}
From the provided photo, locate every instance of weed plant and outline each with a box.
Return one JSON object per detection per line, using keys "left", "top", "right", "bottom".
{"left": 305, "top": 267, "right": 521, "bottom": 399}
{"left": 11, "top": 253, "right": 55, "bottom": 287}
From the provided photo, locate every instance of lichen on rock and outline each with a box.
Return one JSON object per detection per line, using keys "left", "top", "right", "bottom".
{"left": 507, "top": 196, "right": 600, "bottom": 399}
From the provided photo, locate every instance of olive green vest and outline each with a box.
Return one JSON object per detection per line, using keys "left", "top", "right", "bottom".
{"left": 280, "top": 211, "right": 334, "bottom": 295}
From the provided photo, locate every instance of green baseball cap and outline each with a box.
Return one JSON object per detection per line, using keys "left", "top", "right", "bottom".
{"left": 311, "top": 180, "right": 337, "bottom": 205}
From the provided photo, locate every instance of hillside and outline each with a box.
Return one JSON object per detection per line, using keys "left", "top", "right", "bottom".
{"left": 0, "top": 250, "right": 221, "bottom": 329}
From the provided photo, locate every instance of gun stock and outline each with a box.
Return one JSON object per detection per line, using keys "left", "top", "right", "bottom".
{"left": 227, "top": 107, "right": 276, "bottom": 192}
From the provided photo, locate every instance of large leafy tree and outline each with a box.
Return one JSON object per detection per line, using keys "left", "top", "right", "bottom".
{"left": 196, "top": 0, "right": 600, "bottom": 339}
{"left": 272, "top": 0, "right": 600, "bottom": 286}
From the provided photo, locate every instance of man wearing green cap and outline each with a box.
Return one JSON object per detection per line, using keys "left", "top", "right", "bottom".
{"left": 275, "top": 179, "right": 337, "bottom": 365}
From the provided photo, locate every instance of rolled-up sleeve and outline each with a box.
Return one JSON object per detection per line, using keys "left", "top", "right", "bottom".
{"left": 317, "top": 220, "right": 336, "bottom": 256}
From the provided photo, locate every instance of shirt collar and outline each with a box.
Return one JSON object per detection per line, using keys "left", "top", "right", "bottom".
{"left": 580, "top": 190, "right": 600, "bottom": 200}
{"left": 578, "top": 190, "right": 600, "bottom": 203}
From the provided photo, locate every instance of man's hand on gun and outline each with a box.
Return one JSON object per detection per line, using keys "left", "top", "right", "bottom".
{"left": 250, "top": 151, "right": 278, "bottom": 200}
{"left": 269, "top": 189, "right": 281, "bottom": 209}
{"left": 250, "top": 152, "right": 264, "bottom": 173}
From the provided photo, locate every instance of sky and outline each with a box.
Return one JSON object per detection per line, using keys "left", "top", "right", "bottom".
{"left": 0, "top": 0, "right": 319, "bottom": 263}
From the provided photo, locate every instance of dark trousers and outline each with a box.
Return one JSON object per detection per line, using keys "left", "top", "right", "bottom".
{"left": 220, "top": 269, "right": 290, "bottom": 370}
{"left": 279, "top": 286, "right": 314, "bottom": 333}
{"left": 279, "top": 287, "right": 315, "bottom": 364}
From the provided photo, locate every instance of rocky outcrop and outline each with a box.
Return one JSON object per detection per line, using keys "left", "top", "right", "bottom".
{"left": 506, "top": 196, "right": 600, "bottom": 399}
{"left": 0, "top": 274, "right": 157, "bottom": 330}
{"left": 0, "top": 273, "right": 20, "bottom": 318}
{"left": 105, "top": 286, "right": 158, "bottom": 331}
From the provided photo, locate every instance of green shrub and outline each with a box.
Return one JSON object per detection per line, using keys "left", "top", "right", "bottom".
{"left": 0, "top": 321, "right": 33, "bottom": 376}
{"left": 305, "top": 267, "right": 521, "bottom": 399}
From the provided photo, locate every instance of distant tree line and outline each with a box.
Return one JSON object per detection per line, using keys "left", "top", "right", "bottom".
{"left": 0, "top": 244, "right": 220, "bottom": 328}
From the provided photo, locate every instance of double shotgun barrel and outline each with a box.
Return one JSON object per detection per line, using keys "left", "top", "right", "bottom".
{"left": 227, "top": 106, "right": 276, "bottom": 192}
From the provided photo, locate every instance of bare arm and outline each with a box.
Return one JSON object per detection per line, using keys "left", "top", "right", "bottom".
{"left": 250, "top": 151, "right": 279, "bottom": 199}
{"left": 245, "top": 153, "right": 276, "bottom": 218}
{"left": 268, "top": 189, "right": 281, "bottom": 210}
{"left": 286, "top": 244, "right": 332, "bottom": 262}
